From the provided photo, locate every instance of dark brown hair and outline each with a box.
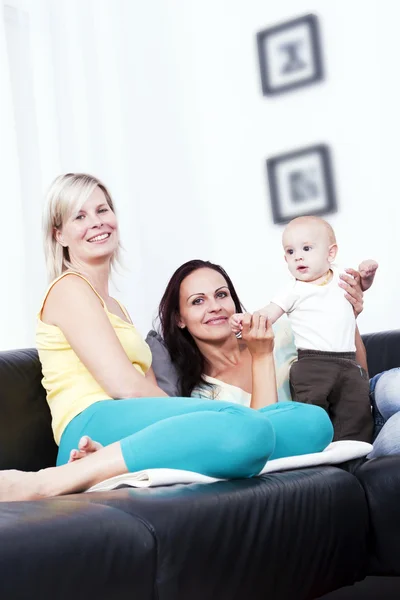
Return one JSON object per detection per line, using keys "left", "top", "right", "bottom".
{"left": 158, "top": 259, "right": 244, "bottom": 397}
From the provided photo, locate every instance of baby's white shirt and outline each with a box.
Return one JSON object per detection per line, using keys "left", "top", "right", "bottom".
{"left": 271, "top": 266, "right": 356, "bottom": 352}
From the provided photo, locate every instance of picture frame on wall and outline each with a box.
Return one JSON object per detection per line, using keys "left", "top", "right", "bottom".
{"left": 266, "top": 144, "right": 337, "bottom": 225}
{"left": 257, "top": 14, "right": 324, "bottom": 96}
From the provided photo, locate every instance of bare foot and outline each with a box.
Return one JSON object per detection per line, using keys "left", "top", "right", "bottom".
{"left": 0, "top": 442, "right": 127, "bottom": 501}
{"left": 69, "top": 436, "right": 103, "bottom": 463}
{"left": 0, "top": 470, "right": 46, "bottom": 502}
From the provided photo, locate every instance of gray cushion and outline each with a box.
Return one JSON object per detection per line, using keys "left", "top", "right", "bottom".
{"left": 145, "top": 330, "right": 180, "bottom": 397}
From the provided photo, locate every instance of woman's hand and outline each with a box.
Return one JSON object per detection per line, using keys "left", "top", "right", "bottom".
{"left": 241, "top": 312, "right": 274, "bottom": 357}
{"left": 241, "top": 312, "right": 277, "bottom": 409}
{"left": 339, "top": 269, "right": 364, "bottom": 317}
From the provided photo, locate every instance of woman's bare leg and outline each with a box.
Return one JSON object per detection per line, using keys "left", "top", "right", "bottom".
{"left": 0, "top": 441, "right": 127, "bottom": 502}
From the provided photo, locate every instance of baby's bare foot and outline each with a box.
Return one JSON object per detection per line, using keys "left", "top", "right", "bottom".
{"left": 69, "top": 436, "right": 103, "bottom": 463}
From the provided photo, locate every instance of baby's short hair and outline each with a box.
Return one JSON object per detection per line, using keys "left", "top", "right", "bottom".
{"left": 284, "top": 216, "right": 337, "bottom": 245}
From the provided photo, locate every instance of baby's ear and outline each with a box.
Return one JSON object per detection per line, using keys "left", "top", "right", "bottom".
{"left": 328, "top": 244, "right": 338, "bottom": 263}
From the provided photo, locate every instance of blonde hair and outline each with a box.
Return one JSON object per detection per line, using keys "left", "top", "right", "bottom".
{"left": 43, "top": 173, "right": 122, "bottom": 281}
{"left": 284, "top": 216, "right": 337, "bottom": 245}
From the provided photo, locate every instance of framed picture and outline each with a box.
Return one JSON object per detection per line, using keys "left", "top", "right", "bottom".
{"left": 266, "top": 144, "right": 337, "bottom": 225}
{"left": 257, "top": 14, "right": 324, "bottom": 96}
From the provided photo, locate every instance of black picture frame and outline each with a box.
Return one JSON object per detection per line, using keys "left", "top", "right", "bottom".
{"left": 266, "top": 144, "right": 337, "bottom": 225}
{"left": 257, "top": 14, "right": 324, "bottom": 96}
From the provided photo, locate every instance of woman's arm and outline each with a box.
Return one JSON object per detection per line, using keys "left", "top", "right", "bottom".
{"left": 43, "top": 275, "right": 167, "bottom": 399}
{"left": 241, "top": 312, "right": 278, "bottom": 410}
{"left": 355, "top": 326, "right": 368, "bottom": 374}
{"left": 145, "top": 366, "right": 159, "bottom": 386}
{"left": 339, "top": 269, "right": 369, "bottom": 373}
{"left": 251, "top": 353, "right": 278, "bottom": 410}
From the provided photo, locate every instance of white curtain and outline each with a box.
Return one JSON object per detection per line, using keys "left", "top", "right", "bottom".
{"left": 0, "top": 0, "right": 214, "bottom": 351}
{"left": 0, "top": 0, "right": 147, "bottom": 349}
{"left": 1, "top": 0, "right": 28, "bottom": 349}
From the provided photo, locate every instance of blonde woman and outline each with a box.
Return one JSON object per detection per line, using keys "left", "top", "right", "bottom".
{"left": 0, "top": 173, "right": 332, "bottom": 501}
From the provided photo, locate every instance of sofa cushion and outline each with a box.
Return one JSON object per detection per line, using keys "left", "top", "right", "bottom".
{"left": 73, "top": 466, "right": 369, "bottom": 600}
{"left": 0, "top": 498, "right": 156, "bottom": 600}
{"left": 353, "top": 455, "right": 400, "bottom": 576}
{"left": 362, "top": 330, "right": 400, "bottom": 378}
{"left": 145, "top": 330, "right": 180, "bottom": 396}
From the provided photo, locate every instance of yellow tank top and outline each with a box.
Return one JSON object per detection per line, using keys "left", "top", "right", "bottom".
{"left": 36, "top": 272, "right": 152, "bottom": 445}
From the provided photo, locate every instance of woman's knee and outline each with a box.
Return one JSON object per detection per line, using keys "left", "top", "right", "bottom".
{"left": 375, "top": 368, "right": 400, "bottom": 420}
{"left": 266, "top": 402, "right": 333, "bottom": 459}
{"left": 295, "top": 403, "right": 333, "bottom": 449}
{"left": 222, "top": 410, "right": 275, "bottom": 477}
{"left": 368, "top": 411, "right": 400, "bottom": 459}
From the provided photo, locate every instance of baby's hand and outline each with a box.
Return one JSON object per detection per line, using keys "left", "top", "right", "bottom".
{"left": 358, "top": 259, "right": 378, "bottom": 291}
{"left": 229, "top": 313, "right": 244, "bottom": 334}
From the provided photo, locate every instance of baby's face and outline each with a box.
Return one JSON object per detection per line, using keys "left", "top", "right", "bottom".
{"left": 282, "top": 222, "right": 333, "bottom": 282}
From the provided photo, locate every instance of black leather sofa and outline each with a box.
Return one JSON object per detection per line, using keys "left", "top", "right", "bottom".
{"left": 0, "top": 331, "right": 399, "bottom": 600}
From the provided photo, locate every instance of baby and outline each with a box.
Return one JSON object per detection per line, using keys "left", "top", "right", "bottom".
{"left": 231, "top": 215, "right": 378, "bottom": 443}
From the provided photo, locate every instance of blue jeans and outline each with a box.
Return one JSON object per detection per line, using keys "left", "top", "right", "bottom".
{"left": 368, "top": 368, "right": 400, "bottom": 458}
{"left": 57, "top": 398, "right": 333, "bottom": 477}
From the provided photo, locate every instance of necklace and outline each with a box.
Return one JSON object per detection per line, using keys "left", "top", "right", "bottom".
{"left": 316, "top": 269, "right": 333, "bottom": 287}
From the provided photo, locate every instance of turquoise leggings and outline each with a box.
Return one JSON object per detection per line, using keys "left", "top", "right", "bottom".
{"left": 57, "top": 398, "right": 333, "bottom": 478}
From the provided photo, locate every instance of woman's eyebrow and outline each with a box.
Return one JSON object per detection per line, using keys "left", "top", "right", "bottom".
{"left": 187, "top": 292, "right": 204, "bottom": 301}
{"left": 76, "top": 203, "right": 108, "bottom": 214}
{"left": 187, "top": 286, "right": 228, "bottom": 301}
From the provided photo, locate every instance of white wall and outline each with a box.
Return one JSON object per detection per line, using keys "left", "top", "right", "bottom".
{"left": 1, "top": 0, "right": 397, "bottom": 348}
{"left": 139, "top": 0, "right": 392, "bottom": 333}
{"left": 91, "top": 0, "right": 400, "bottom": 334}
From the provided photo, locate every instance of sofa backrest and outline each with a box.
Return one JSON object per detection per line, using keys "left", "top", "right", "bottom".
{"left": 0, "top": 348, "right": 57, "bottom": 471}
{"left": 362, "top": 329, "right": 400, "bottom": 378}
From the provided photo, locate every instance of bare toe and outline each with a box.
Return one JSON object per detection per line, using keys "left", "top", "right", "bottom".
{"left": 78, "top": 436, "right": 103, "bottom": 453}
{"left": 68, "top": 438, "right": 103, "bottom": 463}
{"left": 68, "top": 449, "right": 87, "bottom": 463}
